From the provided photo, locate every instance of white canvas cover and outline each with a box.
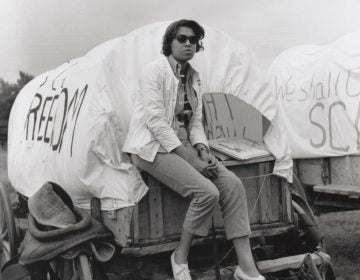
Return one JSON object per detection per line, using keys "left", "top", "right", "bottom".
{"left": 269, "top": 31, "right": 360, "bottom": 158}
{"left": 8, "top": 22, "right": 293, "bottom": 210}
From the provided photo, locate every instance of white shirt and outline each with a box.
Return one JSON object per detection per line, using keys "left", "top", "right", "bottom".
{"left": 122, "top": 56, "right": 208, "bottom": 162}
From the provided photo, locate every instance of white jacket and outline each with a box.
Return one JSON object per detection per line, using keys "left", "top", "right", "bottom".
{"left": 123, "top": 56, "right": 208, "bottom": 162}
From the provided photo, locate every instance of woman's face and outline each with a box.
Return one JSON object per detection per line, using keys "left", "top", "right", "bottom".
{"left": 170, "top": 26, "right": 197, "bottom": 64}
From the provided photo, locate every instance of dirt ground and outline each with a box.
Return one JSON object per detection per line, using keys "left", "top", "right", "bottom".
{"left": 1, "top": 146, "right": 360, "bottom": 279}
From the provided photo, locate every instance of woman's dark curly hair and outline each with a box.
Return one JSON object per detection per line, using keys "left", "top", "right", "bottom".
{"left": 162, "top": 19, "right": 205, "bottom": 57}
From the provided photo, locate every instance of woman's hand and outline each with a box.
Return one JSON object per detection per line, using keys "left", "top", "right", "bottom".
{"left": 196, "top": 144, "right": 218, "bottom": 178}
{"left": 191, "top": 157, "right": 217, "bottom": 178}
{"left": 173, "top": 144, "right": 217, "bottom": 178}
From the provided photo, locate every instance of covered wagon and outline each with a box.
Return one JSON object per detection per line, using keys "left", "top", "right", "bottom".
{"left": 1, "top": 22, "right": 333, "bottom": 279}
{"left": 269, "top": 31, "right": 360, "bottom": 215}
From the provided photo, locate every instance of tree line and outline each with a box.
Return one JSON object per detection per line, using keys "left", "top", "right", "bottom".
{"left": 0, "top": 71, "right": 34, "bottom": 144}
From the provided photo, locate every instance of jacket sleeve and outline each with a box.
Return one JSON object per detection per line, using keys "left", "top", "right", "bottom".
{"left": 189, "top": 90, "right": 209, "bottom": 148}
{"left": 139, "top": 63, "right": 182, "bottom": 152}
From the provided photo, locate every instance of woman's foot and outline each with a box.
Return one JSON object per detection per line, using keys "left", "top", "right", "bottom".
{"left": 233, "top": 266, "right": 265, "bottom": 280}
{"left": 170, "top": 251, "right": 192, "bottom": 280}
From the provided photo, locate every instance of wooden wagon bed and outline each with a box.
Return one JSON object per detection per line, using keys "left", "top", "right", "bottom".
{"left": 86, "top": 156, "right": 293, "bottom": 254}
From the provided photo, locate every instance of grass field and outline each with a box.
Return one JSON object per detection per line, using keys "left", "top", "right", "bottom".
{"left": 316, "top": 211, "right": 360, "bottom": 280}
{"left": 1, "top": 146, "right": 359, "bottom": 279}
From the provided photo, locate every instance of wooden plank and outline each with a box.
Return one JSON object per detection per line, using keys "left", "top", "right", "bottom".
{"left": 229, "top": 164, "right": 262, "bottom": 224}
{"left": 138, "top": 191, "right": 151, "bottom": 240}
{"left": 90, "top": 197, "right": 101, "bottom": 222}
{"left": 147, "top": 176, "right": 164, "bottom": 239}
{"left": 269, "top": 175, "right": 281, "bottom": 222}
{"left": 104, "top": 207, "right": 134, "bottom": 246}
{"left": 329, "top": 155, "right": 360, "bottom": 186}
{"left": 121, "top": 236, "right": 224, "bottom": 256}
{"left": 296, "top": 158, "right": 325, "bottom": 185}
{"left": 78, "top": 206, "right": 134, "bottom": 247}
{"left": 132, "top": 204, "right": 139, "bottom": 244}
{"left": 121, "top": 251, "right": 330, "bottom": 279}
{"left": 158, "top": 252, "right": 330, "bottom": 279}
{"left": 349, "top": 156, "right": 360, "bottom": 185}
{"left": 258, "top": 162, "right": 271, "bottom": 223}
{"left": 330, "top": 156, "right": 354, "bottom": 185}
{"left": 314, "top": 199, "right": 360, "bottom": 209}
{"left": 162, "top": 187, "right": 188, "bottom": 236}
{"left": 121, "top": 241, "right": 178, "bottom": 256}
{"left": 222, "top": 156, "right": 275, "bottom": 167}
{"left": 313, "top": 184, "right": 360, "bottom": 196}
{"left": 249, "top": 224, "right": 293, "bottom": 238}
{"left": 125, "top": 224, "right": 292, "bottom": 249}
{"left": 281, "top": 179, "right": 292, "bottom": 224}
{"left": 122, "top": 228, "right": 296, "bottom": 256}
{"left": 257, "top": 251, "right": 330, "bottom": 273}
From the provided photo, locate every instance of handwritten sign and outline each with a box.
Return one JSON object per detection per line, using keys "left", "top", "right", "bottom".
{"left": 270, "top": 32, "right": 360, "bottom": 158}
{"left": 24, "top": 79, "right": 87, "bottom": 156}
{"left": 8, "top": 57, "right": 148, "bottom": 210}
{"left": 203, "top": 93, "right": 263, "bottom": 142}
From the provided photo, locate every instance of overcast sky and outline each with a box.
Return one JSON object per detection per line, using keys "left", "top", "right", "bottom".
{"left": 1, "top": 0, "right": 360, "bottom": 83}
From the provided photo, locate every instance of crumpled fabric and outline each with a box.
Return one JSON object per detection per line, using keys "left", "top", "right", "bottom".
{"left": 20, "top": 182, "right": 114, "bottom": 265}
{"left": 60, "top": 240, "right": 115, "bottom": 263}
{"left": 27, "top": 181, "right": 77, "bottom": 229}
{"left": 19, "top": 208, "right": 114, "bottom": 265}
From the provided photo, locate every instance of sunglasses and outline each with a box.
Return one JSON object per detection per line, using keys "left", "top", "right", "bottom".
{"left": 175, "top": 35, "right": 198, "bottom": 44}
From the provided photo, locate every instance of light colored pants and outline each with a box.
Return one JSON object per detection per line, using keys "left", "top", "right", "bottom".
{"left": 131, "top": 142, "right": 251, "bottom": 239}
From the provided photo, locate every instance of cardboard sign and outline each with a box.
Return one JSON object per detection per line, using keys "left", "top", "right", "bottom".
{"left": 203, "top": 93, "right": 263, "bottom": 142}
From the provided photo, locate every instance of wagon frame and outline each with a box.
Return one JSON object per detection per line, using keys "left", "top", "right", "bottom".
{"left": 1, "top": 152, "right": 335, "bottom": 279}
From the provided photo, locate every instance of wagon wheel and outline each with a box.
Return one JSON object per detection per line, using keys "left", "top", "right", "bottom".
{"left": 0, "top": 182, "right": 18, "bottom": 270}
{"left": 292, "top": 200, "right": 322, "bottom": 251}
{"left": 289, "top": 174, "right": 322, "bottom": 250}
{"left": 291, "top": 174, "right": 317, "bottom": 223}
{"left": 50, "top": 253, "right": 95, "bottom": 280}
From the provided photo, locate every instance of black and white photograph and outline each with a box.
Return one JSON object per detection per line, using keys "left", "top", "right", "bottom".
{"left": 1, "top": 1, "right": 360, "bottom": 279}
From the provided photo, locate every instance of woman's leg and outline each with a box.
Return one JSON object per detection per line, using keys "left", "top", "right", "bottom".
{"left": 233, "top": 236, "right": 260, "bottom": 277}
{"left": 131, "top": 152, "right": 219, "bottom": 264}
{"left": 175, "top": 229, "right": 194, "bottom": 264}
{"left": 211, "top": 163, "right": 261, "bottom": 277}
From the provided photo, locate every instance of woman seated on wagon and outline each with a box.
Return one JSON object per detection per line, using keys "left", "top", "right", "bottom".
{"left": 123, "top": 19, "right": 264, "bottom": 280}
